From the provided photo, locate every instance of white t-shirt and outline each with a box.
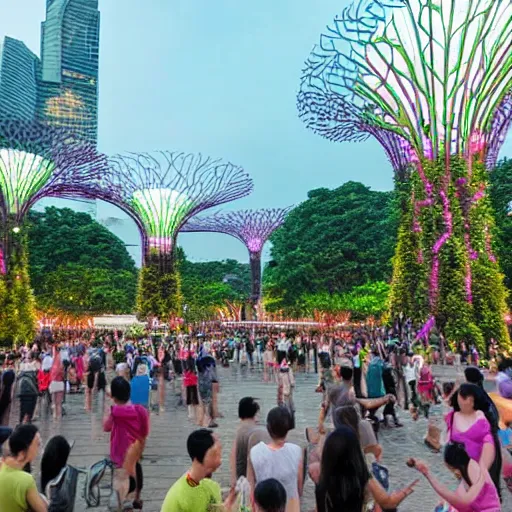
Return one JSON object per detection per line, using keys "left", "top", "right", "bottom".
{"left": 404, "top": 363, "right": 417, "bottom": 383}
{"left": 250, "top": 442, "right": 302, "bottom": 501}
{"left": 277, "top": 339, "right": 290, "bottom": 352}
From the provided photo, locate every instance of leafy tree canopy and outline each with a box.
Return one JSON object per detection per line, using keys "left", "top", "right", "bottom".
{"left": 264, "top": 181, "right": 397, "bottom": 310}
{"left": 490, "top": 159, "right": 512, "bottom": 300}
{"left": 177, "top": 249, "right": 251, "bottom": 321}
{"left": 26, "top": 207, "right": 138, "bottom": 315}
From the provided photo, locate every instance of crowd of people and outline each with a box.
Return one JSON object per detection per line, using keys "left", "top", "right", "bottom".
{"left": 0, "top": 325, "right": 511, "bottom": 511}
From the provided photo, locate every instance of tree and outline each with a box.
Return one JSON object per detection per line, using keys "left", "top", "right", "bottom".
{"left": 264, "top": 181, "right": 397, "bottom": 310}
{"left": 299, "top": 282, "right": 390, "bottom": 320}
{"left": 26, "top": 207, "right": 138, "bottom": 315}
{"left": 179, "top": 252, "right": 251, "bottom": 322}
{"left": 489, "top": 159, "right": 512, "bottom": 303}
{"left": 36, "top": 264, "right": 137, "bottom": 315}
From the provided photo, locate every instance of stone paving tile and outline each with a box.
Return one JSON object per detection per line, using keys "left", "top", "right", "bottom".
{"left": 6, "top": 365, "right": 511, "bottom": 512}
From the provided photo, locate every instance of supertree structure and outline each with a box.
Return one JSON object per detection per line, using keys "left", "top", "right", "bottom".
{"left": 181, "top": 208, "right": 292, "bottom": 314}
{"left": 0, "top": 120, "right": 107, "bottom": 271}
{"left": 298, "top": 0, "right": 512, "bottom": 350}
{"left": 0, "top": 119, "right": 107, "bottom": 346}
{"left": 103, "top": 152, "right": 253, "bottom": 321}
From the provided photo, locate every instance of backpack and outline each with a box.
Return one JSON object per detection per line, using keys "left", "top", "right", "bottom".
{"left": 366, "top": 358, "right": 385, "bottom": 398}
{"left": 46, "top": 466, "right": 78, "bottom": 512}
{"left": 17, "top": 371, "right": 38, "bottom": 396}
{"left": 84, "top": 459, "right": 113, "bottom": 507}
{"left": 88, "top": 352, "right": 103, "bottom": 373}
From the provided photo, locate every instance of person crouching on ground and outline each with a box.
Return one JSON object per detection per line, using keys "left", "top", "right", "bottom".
{"left": 103, "top": 376, "right": 149, "bottom": 510}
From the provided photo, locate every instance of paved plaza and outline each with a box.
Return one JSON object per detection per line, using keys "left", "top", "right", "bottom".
{"left": 7, "top": 365, "right": 511, "bottom": 512}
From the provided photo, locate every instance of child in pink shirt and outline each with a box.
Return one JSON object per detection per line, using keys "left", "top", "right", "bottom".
{"left": 103, "top": 376, "right": 150, "bottom": 509}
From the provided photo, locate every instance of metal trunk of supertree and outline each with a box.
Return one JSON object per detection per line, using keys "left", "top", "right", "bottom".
{"left": 101, "top": 152, "right": 253, "bottom": 322}
{"left": 249, "top": 250, "right": 263, "bottom": 307}
{"left": 298, "top": 0, "right": 512, "bottom": 349}
{"left": 181, "top": 208, "right": 292, "bottom": 319}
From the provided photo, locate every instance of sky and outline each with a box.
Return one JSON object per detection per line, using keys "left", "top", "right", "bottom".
{"left": 2, "top": 0, "right": 512, "bottom": 265}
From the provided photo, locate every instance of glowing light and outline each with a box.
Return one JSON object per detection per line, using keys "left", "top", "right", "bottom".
{"left": 247, "top": 237, "right": 263, "bottom": 253}
{"left": 0, "top": 248, "right": 5, "bottom": 275}
{"left": 0, "top": 149, "right": 54, "bottom": 215}
{"left": 131, "top": 188, "right": 192, "bottom": 252}
{"left": 12, "top": 227, "right": 20, "bottom": 234}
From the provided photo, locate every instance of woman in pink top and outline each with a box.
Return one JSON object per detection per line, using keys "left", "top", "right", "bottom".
{"left": 446, "top": 384, "right": 501, "bottom": 496}
{"left": 49, "top": 349, "right": 65, "bottom": 420}
{"left": 412, "top": 442, "right": 500, "bottom": 511}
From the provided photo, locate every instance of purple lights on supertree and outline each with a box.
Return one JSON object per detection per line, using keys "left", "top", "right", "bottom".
{"left": 0, "top": 120, "right": 108, "bottom": 273}
{"left": 0, "top": 120, "right": 108, "bottom": 223}
{"left": 101, "top": 152, "right": 253, "bottom": 263}
{"left": 181, "top": 208, "right": 292, "bottom": 310}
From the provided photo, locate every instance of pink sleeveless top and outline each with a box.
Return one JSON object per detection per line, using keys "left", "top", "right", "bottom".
{"left": 445, "top": 411, "right": 494, "bottom": 461}
{"left": 455, "top": 476, "right": 501, "bottom": 512}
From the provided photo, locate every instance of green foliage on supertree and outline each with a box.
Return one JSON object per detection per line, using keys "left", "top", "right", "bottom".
{"left": 0, "top": 236, "right": 36, "bottom": 347}
{"left": 136, "top": 250, "right": 183, "bottom": 321}
{"left": 388, "top": 172, "right": 428, "bottom": 322}
{"left": 389, "top": 156, "right": 510, "bottom": 351}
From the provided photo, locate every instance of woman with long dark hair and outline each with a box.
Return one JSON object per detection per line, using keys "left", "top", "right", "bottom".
{"left": 448, "top": 383, "right": 502, "bottom": 496}
{"left": 40, "top": 436, "right": 71, "bottom": 493}
{"left": 411, "top": 442, "right": 500, "bottom": 511}
{"left": 315, "top": 426, "right": 417, "bottom": 512}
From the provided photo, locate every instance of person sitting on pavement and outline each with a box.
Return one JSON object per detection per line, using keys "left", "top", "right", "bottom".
{"left": 0, "top": 424, "right": 47, "bottom": 512}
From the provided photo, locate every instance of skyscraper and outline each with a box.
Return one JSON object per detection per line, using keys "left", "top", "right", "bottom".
{"left": 0, "top": 37, "right": 39, "bottom": 121}
{"left": 37, "top": 0, "right": 100, "bottom": 145}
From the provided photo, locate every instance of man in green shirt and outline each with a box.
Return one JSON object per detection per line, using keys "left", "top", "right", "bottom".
{"left": 161, "top": 429, "right": 234, "bottom": 512}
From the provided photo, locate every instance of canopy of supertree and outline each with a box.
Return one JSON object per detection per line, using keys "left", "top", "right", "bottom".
{"left": 298, "top": 0, "right": 512, "bottom": 166}
{"left": 0, "top": 119, "right": 108, "bottom": 224}
{"left": 181, "top": 208, "right": 292, "bottom": 254}
{"left": 105, "top": 152, "right": 253, "bottom": 257}
{"left": 298, "top": 0, "right": 512, "bottom": 349}
{"left": 181, "top": 208, "right": 292, "bottom": 305}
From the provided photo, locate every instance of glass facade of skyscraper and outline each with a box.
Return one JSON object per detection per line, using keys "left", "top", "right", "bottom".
{"left": 0, "top": 0, "right": 100, "bottom": 145}
{"left": 0, "top": 37, "right": 39, "bottom": 121}
{"left": 38, "top": 0, "right": 100, "bottom": 145}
